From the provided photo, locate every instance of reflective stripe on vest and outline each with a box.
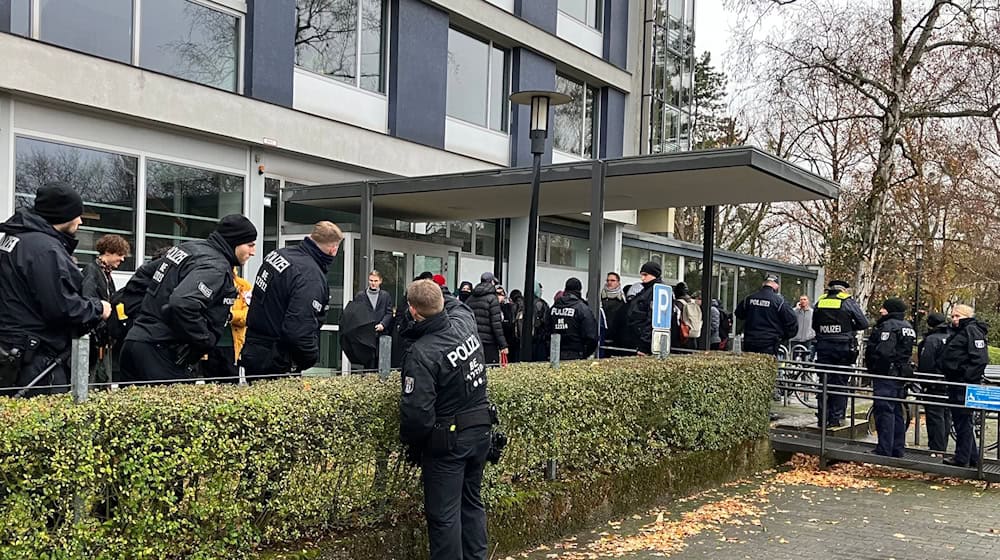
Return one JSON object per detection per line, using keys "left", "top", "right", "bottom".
{"left": 815, "top": 292, "right": 853, "bottom": 335}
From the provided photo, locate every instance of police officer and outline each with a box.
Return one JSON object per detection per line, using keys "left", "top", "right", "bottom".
{"left": 0, "top": 183, "right": 111, "bottom": 396}
{"left": 400, "top": 279, "right": 493, "bottom": 560}
{"left": 241, "top": 221, "right": 343, "bottom": 378}
{"left": 812, "top": 280, "right": 868, "bottom": 427}
{"left": 917, "top": 312, "right": 951, "bottom": 453}
{"left": 624, "top": 261, "right": 664, "bottom": 355}
{"left": 735, "top": 273, "right": 797, "bottom": 356}
{"left": 120, "top": 215, "right": 257, "bottom": 383}
{"left": 548, "top": 277, "right": 598, "bottom": 361}
{"left": 865, "top": 298, "right": 916, "bottom": 458}
{"left": 938, "top": 304, "right": 989, "bottom": 467}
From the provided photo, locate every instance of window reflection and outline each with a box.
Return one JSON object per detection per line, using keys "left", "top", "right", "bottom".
{"left": 39, "top": 0, "right": 133, "bottom": 63}
{"left": 140, "top": 0, "right": 240, "bottom": 92}
{"left": 295, "top": 0, "right": 386, "bottom": 94}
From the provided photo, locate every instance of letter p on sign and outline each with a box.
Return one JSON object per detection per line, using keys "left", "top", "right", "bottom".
{"left": 652, "top": 284, "right": 673, "bottom": 330}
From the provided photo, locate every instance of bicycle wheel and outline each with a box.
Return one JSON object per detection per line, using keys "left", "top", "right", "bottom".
{"left": 794, "top": 370, "right": 819, "bottom": 409}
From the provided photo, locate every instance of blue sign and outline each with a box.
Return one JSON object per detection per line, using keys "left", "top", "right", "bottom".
{"left": 965, "top": 385, "right": 1000, "bottom": 411}
{"left": 652, "top": 284, "right": 673, "bottom": 330}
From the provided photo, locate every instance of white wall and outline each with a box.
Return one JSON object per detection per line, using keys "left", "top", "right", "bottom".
{"left": 0, "top": 95, "right": 12, "bottom": 221}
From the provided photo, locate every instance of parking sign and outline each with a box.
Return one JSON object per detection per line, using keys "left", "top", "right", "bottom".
{"left": 652, "top": 284, "right": 673, "bottom": 330}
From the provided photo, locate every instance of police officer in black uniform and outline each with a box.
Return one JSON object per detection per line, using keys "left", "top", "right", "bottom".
{"left": 917, "top": 312, "right": 951, "bottom": 453}
{"left": 400, "top": 279, "right": 493, "bottom": 560}
{"left": 548, "top": 277, "right": 598, "bottom": 361}
{"left": 241, "top": 221, "right": 342, "bottom": 378}
{"left": 0, "top": 183, "right": 111, "bottom": 396}
{"left": 735, "top": 274, "right": 797, "bottom": 356}
{"left": 938, "top": 304, "right": 989, "bottom": 467}
{"left": 120, "top": 215, "right": 257, "bottom": 383}
{"left": 624, "top": 261, "right": 663, "bottom": 355}
{"left": 812, "top": 280, "right": 868, "bottom": 427}
{"left": 865, "top": 298, "right": 916, "bottom": 457}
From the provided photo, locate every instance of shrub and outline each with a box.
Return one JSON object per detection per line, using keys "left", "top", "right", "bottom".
{"left": 0, "top": 354, "right": 774, "bottom": 559}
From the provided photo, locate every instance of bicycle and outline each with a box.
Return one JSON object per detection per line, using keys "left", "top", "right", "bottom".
{"left": 776, "top": 342, "right": 819, "bottom": 409}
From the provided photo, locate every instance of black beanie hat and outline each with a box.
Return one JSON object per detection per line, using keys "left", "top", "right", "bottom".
{"left": 883, "top": 297, "right": 907, "bottom": 314}
{"left": 34, "top": 182, "right": 84, "bottom": 224}
{"left": 926, "top": 312, "right": 946, "bottom": 328}
{"left": 640, "top": 261, "right": 662, "bottom": 278}
{"left": 564, "top": 277, "right": 583, "bottom": 293}
{"left": 215, "top": 214, "right": 257, "bottom": 248}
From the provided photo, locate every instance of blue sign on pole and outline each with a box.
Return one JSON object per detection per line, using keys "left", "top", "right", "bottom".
{"left": 965, "top": 385, "right": 1000, "bottom": 411}
{"left": 652, "top": 284, "right": 673, "bottom": 330}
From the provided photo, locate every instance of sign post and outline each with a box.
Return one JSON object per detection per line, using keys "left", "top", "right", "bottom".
{"left": 651, "top": 284, "right": 673, "bottom": 356}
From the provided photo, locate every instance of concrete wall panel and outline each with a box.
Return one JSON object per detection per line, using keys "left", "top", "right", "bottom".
{"left": 514, "top": 0, "right": 557, "bottom": 33}
{"left": 600, "top": 87, "right": 626, "bottom": 158}
{"left": 603, "top": 0, "right": 629, "bottom": 69}
{"left": 509, "top": 48, "right": 556, "bottom": 167}
{"left": 388, "top": 0, "right": 448, "bottom": 148}
{"left": 245, "top": 0, "right": 295, "bottom": 106}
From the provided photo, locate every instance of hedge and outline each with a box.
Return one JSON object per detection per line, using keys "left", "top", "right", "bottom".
{"left": 0, "top": 354, "right": 775, "bottom": 559}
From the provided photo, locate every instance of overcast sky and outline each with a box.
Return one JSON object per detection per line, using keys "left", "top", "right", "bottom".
{"left": 694, "top": 0, "right": 736, "bottom": 69}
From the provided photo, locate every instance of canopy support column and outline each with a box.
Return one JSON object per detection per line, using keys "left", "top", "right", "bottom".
{"left": 701, "top": 205, "right": 717, "bottom": 351}
{"left": 588, "top": 160, "right": 607, "bottom": 320}
{"left": 359, "top": 181, "right": 374, "bottom": 283}
{"left": 493, "top": 218, "right": 505, "bottom": 284}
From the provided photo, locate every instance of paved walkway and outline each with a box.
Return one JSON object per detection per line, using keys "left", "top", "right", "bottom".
{"left": 510, "top": 456, "right": 1000, "bottom": 560}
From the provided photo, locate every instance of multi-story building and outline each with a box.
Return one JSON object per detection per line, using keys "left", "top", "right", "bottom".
{"left": 0, "top": 0, "right": 818, "bottom": 369}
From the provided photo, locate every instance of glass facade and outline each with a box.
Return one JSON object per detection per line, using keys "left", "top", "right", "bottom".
{"left": 38, "top": 0, "right": 133, "bottom": 63}
{"left": 554, "top": 74, "right": 599, "bottom": 157}
{"left": 295, "top": 0, "right": 387, "bottom": 94}
{"left": 10, "top": 0, "right": 30, "bottom": 36}
{"left": 648, "top": 0, "right": 695, "bottom": 153}
{"left": 621, "top": 246, "right": 680, "bottom": 280}
{"left": 140, "top": 0, "right": 240, "bottom": 92}
{"left": 14, "top": 137, "right": 139, "bottom": 271}
{"left": 558, "top": 0, "right": 602, "bottom": 29}
{"left": 446, "top": 29, "right": 509, "bottom": 132}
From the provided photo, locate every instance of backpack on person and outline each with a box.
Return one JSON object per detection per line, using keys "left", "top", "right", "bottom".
{"left": 679, "top": 299, "right": 703, "bottom": 340}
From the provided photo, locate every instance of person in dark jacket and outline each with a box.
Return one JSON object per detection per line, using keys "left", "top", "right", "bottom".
{"left": 106, "top": 245, "right": 173, "bottom": 343}
{"left": 735, "top": 274, "right": 797, "bottom": 356}
{"left": 352, "top": 269, "right": 394, "bottom": 370}
{"left": 400, "top": 280, "right": 492, "bottom": 560}
{"left": 496, "top": 285, "right": 517, "bottom": 362}
{"left": 465, "top": 272, "right": 508, "bottom": 365}
{"left": 0, "top": 184, "right": 111, "bottom": 396}
{"left": 865, "top": 298, "right": 916, "bottom": 457}
{"left": 507, "top": 289, "right": 524, "bottom": 363}
{"left": 812, "top": 280, "right": 868, "bottom": 427}
{"left": 531, "top": 282, "right": 550, "bottom": 361}
{"left": 917, "top": 312, "right": 951, "bottom": 453}
{"left": 121, "top": 215, "right": 257, "bottom": 383}
{"left": 624, "top": 261, "right": 663, "bottom": 355}
{"left": 939, "top": 304, "right": 990, "bottom": 467}
{"left": 549, "top": 277, "right": 598, "bottom": 360}
{"left": 82, "top": 234, "right": 131, "bottom": 384}
{"left": 241, "top": 222, "right": 342, "bottom": 378}
{"left": 600, "top": 272, "right": 627, "bottom": 356}
{"left": 458, "top": 281, "right": 474, "bottom": 303}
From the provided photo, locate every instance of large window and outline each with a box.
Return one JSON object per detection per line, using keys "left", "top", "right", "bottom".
{"left": 648, "top": 0, "right": 693, "bottom": 153}
{"left": 38, "top": 0, "right": 133, "bottom": 63}
{"left": 140, "top": 0, "right": 240, "bottom": 92}
{"left": 538, "top": 233, "right": 588, "bottom": 269}
{"left": 554, "top": 74, "right": 599, "bottom": 158}
{"left": 558, "top": 0, "right": 602, "bottom": 30}
{"left": 446, "top": 28, "right": 509, "bottom": 132}
{"left": 144, "top": 160, "right": 244, "bottom": 257}
{"left": 295, "top": 0, "right": 387, "bottom": 94}
{"left": 10, "top": 0, "right": 30, "bottom": 36}
{"left": 620, "top": 246, "right": 679, "bottom": 279}
{"left": 14, "top": 137, "right": 139, "bottom": 271}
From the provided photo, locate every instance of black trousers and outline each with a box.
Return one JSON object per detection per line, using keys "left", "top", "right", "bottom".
{"left": 120, "top": 340, "right": 191, "bottom": 383}
{"left": 873, "top": 379, "right": 907, "bottom": 457}
{"left": 924, "top": 400, "right": 952, "bottom": 452}
{"left": 815, "top": 340, "right": 857, "bottom": 425}
{"left": 8, "top": 352, "right": 69, "bottom": 397}
{"left": 482, "top": 343, "right": 500, "bottom": 366}
{"left": 948, "top": 386, "right": 978, "bottom": 465}
{"left": 743, "top": 339, "right": 779, "bottom": 356}
{"left": 422, "top": 425, "right": 491, "bottom": 560}
{"left": 201, "top": 346, "right": 238, "bottom": 382}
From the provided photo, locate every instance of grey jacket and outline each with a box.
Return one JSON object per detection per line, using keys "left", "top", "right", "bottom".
{"left": 791, "top": 306, "right": 815, "bottom": 342}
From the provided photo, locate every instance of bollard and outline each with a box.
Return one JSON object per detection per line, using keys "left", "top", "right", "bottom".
{"left": 378, "top": 335, "right": 392, "bottom": 379}
{"left": 545, "top": 459, "right": 558, "bottom": 481}
{"left": 657, "top": 332, "right": 669, "bottom": 360}
{"left": 549, "top": 334, "right": 561, "bottom": 369}
{"left": 733, "top": 334, "right": 743, "bottom": 354}
{"left": 238, "top": 365, "right": 247, "bottom": 387}
{"left": 70, "top": 335, "right": 89, "bottom": 404}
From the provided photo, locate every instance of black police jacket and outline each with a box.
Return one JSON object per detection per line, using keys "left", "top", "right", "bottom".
{"left": 466, "top": 281, "right": 507, "bottom": 348}
{"left": 0, "top": 209, "right": 103, "bottom": 354}
{"left": 864, "top": 312, "right": 915, "bottom": 375}
{"left": 246, "top": 237, "right": 332, "bottom": 371}
{"left": 125, "top": 232, "right": 237, "bottom": 352}
{"left": 812, "top": 290, "right": 868, "bottom": 342}
{"left": 939, "top": 318, "right": 990, "bottom": 384}
{"left": 399, "top": 296, "right": 488, "bottom": 451}
{"left": 735, "top": 286, "right": 797, "bottom": 345}
{"left": 625, "top": 279, "right": 661, "bottom": 354}
{"left": 917, "top": 325, "right": 950, "bottom": 394}
{"left": 548, "top": 291, "right": 598, "bottom": 356}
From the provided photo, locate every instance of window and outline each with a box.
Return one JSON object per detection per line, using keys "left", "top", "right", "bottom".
{"left": 447, "top": 29, "right": 509, "bottom": 132}
{"left": 621, "top": 246, "right": 649, "bottom": 276}
{"left": 554, "top": 74, "right": 599, "bottom": 157}
{"left": 538, "top": 233, "right": 587, "bottom": 268}
{"left": 139, "top": 0, "right": 240, "bottom": 92}
{"left": 558, "top": 0, "right": 602, "bottom": 30}
{"left": 10, "top": 0, "right": 30, "bottom": 36}
{"left": 14, "top": 137, "right": 139, "bottom": 271}
{"left": 144, "top": 160, "right": 243, "bottom": 257}
{"left": 38, "top": 0, "right": 134, "bottom": 63}
{"left": 295, "top": 0, "right": 387, "bottom": 94}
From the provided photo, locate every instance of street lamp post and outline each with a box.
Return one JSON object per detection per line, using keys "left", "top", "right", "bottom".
{"left": 509, "top": 90, "right": 572, "bottom": 362}
{"left": 913, "top": 240, "right": 924, "bottom": 335}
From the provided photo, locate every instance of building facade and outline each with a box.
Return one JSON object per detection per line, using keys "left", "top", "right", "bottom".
{"left": 0, "top": 0, "right": 816, "bottom": 370}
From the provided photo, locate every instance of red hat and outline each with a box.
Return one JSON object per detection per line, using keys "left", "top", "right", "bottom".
{"left": 432, "top": 274, "right": 447, "bottom": 286}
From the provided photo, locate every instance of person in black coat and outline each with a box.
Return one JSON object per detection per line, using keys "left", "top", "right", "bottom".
{"left": 496, "top": 284, "right": 517, "bottom": 362}
{"left": 353, "top": 269, "right": 395, "bottom": 370}
{"left": 624, "top": 261, "right": 663, "bottom": 355}
{"left": 865, "top": 298, "right": 916, "bottom": 458}
{"left": 465, "top": 272, "right": 508, "bottom": 365}
{"left": 600, "top": 272, "right": 628, "bottom": 356}
{"left": 0, "top": 184, "right": 111, "bottom": 396}
{"left": 399, "top": 280, "right": 492, "bottom": 560}
{"left": 735, "top": 274, "right": 797, "bottom": 356}
{"left": 121, "top": 215, "right": 257, "bottom": 383}
{"left": 917, "top": 312, "right": 951, "bottom": 453}
{"left": 938, "top": 304, "right": 990, "bottom": 467}
{"left": 548, "top": 278, "right": 598, "bottom": 360}
{"left": 82, "top": 234, "right": 131, "bottom": 384}
{"left": 242, "top": 222, "right": 343, "bottom": 378}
